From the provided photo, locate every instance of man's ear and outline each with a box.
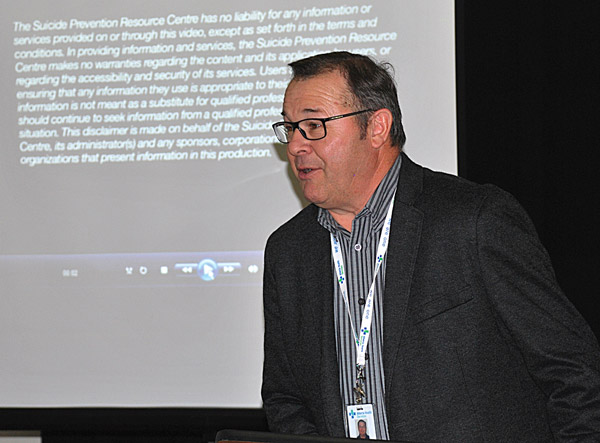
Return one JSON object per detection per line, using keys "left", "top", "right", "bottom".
{"left": 368, "top": 108, "right": 393, "bottom": 149}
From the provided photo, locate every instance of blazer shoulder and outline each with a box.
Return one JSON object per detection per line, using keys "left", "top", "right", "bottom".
{"left": 399, "top": 153, "right": 499, "bottom": 213}
{"left": 418, "top": 166, "right": 521, "bottom": 214}
{"left": 403, "top": 164, "right": 533, "bottom": 245}
{"left": 265, "top": 203, "right": 324, "bottom": 252}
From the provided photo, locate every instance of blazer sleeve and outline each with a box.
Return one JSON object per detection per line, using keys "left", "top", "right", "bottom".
{"left": 475, "top": 186, "right": 600, "bottom": 440}
{"left": 261, "top": 239, "right": 319, "bottom": 435}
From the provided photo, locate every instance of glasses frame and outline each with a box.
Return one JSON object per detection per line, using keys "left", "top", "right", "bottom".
{"left": 272, "top": 109, "right": 373, "bottom": 144}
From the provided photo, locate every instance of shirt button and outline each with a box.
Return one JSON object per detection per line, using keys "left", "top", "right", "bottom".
{"left": 354, "top": 244, "right": 361, "bottom": 251}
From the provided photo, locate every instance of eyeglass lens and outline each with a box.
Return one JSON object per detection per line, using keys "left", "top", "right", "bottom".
{"left": 278, "top": 120, "right": 325, "bottom": 143}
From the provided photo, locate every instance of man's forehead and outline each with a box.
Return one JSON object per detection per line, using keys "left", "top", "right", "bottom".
{"left": 285, "top": 71, "right": 347, "bottom": 93}
{"left": 282, "top": 74, "right": 351, "bottom": 116}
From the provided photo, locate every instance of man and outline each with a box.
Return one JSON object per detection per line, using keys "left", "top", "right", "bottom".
{"left": 261, "top": 51, "right": 600, "bottom": 441}
{"left": 356, "top": 420, "right": 370, "bottom": 440}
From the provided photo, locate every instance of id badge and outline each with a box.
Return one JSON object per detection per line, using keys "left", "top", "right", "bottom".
{"left": 346, "top": 404, "right": 377, "bottom": 439}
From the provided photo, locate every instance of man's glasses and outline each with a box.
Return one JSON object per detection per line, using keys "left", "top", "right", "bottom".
{"left": 272, "top": 109, "right": 373, "bottom": 144}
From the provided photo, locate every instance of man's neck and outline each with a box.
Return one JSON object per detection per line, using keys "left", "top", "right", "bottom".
{"left": 327, "top": 151, "right": 400, "bottom": 232}
{"left": 328, "top": 208, "right": 359, "bottom": 232}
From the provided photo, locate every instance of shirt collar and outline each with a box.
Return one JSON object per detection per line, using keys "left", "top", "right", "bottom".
{"left": 317, "top": 154, "right": 402, "bottom": 235}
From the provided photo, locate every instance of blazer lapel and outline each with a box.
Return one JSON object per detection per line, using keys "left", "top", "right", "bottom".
{"left": 319, "top": 274, "right": 346, "bottom": 437}
{"left": 304, "top": 221, "right": 346, "bottom": 436}
{"left": 383, "top": 154, "right": 424, "bottom": 395}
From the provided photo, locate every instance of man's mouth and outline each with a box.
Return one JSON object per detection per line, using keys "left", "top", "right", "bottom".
{"left": 297, "top": 167, "right": 318, "bottom": 179}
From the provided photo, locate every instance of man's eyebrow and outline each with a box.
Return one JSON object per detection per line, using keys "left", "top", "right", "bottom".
{"left": 282, "top": 108, "right": 322, "bottom": 118}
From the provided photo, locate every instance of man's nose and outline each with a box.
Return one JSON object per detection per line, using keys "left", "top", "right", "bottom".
{"left": 287, "top": 129, "right": 311, "bottom": 156}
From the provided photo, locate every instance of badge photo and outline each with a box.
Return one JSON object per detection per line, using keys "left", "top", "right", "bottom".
{"left": 346, "top": 404, "right": 376, "bottom": 439}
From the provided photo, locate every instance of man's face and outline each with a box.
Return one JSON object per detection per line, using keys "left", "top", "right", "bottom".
{"left": 358, "top": 420, "right": 367, "bottom": 436}
{"left": 282, "top": 70, "right": 377, "bottom": 214}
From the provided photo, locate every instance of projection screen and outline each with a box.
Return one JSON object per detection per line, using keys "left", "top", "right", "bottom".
{"left": 0, "top": 0, "right": 457, "bottom": 407}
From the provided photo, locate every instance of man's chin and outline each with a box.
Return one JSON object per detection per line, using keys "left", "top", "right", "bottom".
{"left": 304, "top": 195, "right": 327, "bottom": 209}
{"left": 301, "top": 187, "right": 324, "bottom": 207}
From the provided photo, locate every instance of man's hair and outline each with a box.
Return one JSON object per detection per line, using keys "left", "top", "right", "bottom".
{"left": 357, "top": 419, "right": 367, "bottom": 426}
{"left": 289, "top": 51, "right": 406, "bottom": 148}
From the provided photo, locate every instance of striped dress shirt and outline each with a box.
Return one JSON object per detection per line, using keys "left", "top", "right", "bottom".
{"left": 317, "top": 154, "right": 401, "bottom": 440}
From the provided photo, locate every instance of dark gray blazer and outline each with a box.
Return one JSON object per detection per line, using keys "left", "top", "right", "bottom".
{"left": 262, "top": 153, "right": 600, "bottom": 442}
